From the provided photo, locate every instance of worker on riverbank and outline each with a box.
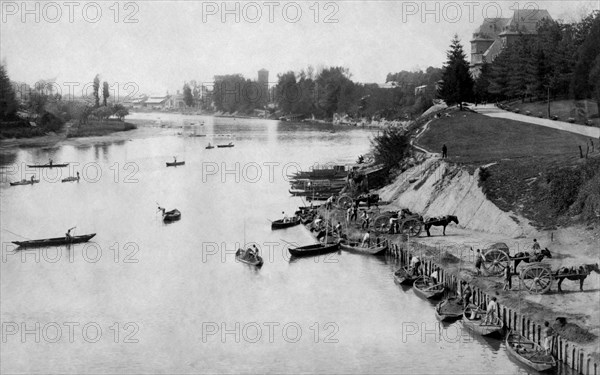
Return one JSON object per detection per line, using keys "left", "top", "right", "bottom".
{"left": 430, "top": 267, "right": 440, "bottom": 284}
{"left": 361, "top": 211, "right": 370, "bottom": 229}
{"left": 532, "top": 238, "right": 541, "bottom": 256}
{"left": 503, "top": 263, "right": 512, "bottom": 290}
{"left": 350, "top": 203, "right": 358, "bottom": 222}
{"left": 361, "top": 231, "right": 371, "bottom": 248}
{"left": 462, "top": 282, "right": 472, "bottom": 308}
{"left": 544, "top": 321, "right": 555, "bottom": 354}
{"left": 410, "top": 255, "right": 421, "bottom": 276}
{"left": 326, "top": 195, "right": 334, "bottom": 210}
{"left": 442, "top": 144, "right": 447, "bottom": 159}
{"left": 475, "top": 249, "right": 484, "bottom": 275}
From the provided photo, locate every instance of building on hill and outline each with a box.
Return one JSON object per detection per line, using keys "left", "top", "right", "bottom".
{"left": 145, "top": 95, "right": 170, "bottom": 109}
{"left": 470, "top": 8, "right": 552, "bottom": 77}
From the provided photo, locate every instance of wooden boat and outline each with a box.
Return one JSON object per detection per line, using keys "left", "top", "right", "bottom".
{"left": 10, "top": 179, "right": 40, "bottom": 186}
{"left": 339, "top": 239, "right": 388, "bottom": 255}
{"left": 235, "top": 248, "right": 264, "bottom": 267}
{"left": 505, "top": 330, "right": 557, "bottom": 372}
{"left": 217, "top": 142, "right": 234, "bottom": 148}
{"left": 206, "top": 144, "right": 215, "bottom": 149}
{"left": 61, "top": 176, "right": 80, "bottom": 183}
{"left": 27, "top": 163, "right": 69, "bottom": 168}
{"left": 413, "top": 276, "right": 445, "bottom": 300}
{"left": 13, "top": 233, "right": 96, "bottom": 248}
{"left": 161, "top": 208, "right": 181, "bottom": 222}
{"left": 462, "top": 304, "right": 504, "bottom": 337}
{"left": 394, "top": 267, "right": 417, "bottom": 286}
{"left": 288, "top": 242, "right": 340, "bottom": 257}
{"left": 435, "top": 297, "right": 464, "bottom": 322}
{"left": 189, "top": 134, "right": 206, "bottom": 137}
{"left": 166, "top": 161, "right": 185, "bottom": 167}
{"left": 271, "top": 218, "right": 301, "bottom": 230}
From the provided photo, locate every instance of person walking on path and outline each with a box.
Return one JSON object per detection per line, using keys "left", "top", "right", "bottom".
{"left": 442, "top": 144, "right": 448, "bottom": 159}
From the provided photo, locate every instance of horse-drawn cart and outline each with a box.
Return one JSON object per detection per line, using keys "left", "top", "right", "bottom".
{"left": 481, "top": 243, "right": 552, "bottom": 276}
{"left": 372, "top": 209, "right": 423, "bottom": 237}
{"left": 519, "top": 263, "right": 600, "bottom": 294}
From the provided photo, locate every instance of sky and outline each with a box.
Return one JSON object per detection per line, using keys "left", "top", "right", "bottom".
{"left": 1, "top": 0, "right": 598, "bottom": 96}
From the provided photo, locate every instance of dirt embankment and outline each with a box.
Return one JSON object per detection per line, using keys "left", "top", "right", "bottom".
{"left": 375, "top": 155, "right": 600, "bottom": 356}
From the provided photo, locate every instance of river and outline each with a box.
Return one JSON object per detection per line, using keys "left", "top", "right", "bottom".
{"left": 0, "top": 113, "right": 571, "bottom": 374}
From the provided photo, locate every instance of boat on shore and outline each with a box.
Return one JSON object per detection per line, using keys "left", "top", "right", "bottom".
{"left": 10, "top": 179, "right": 40, "bottom": 186}
{"left": 271, "top": 218, "right": 301, "bottom": 230}
{"left": 235, "top": 248, "right": 264, "bottom": 267}
{"left": 339, "top": 239, "right": 388, "bottom": 255}
{"left": 288, "top": 242, "right": 340, "bottom": 257}
{"left": 159, "top": 207, "right": 181, "bottom": 222}
{"left": 435, "top": 297, "right": 464, "bottom": 322}
{"left": 27, "top": 163, "right": 69, "bottom": 168}
{"left": 217, "top": 142, "right": 234, "bottom": 148}
{"left": 413, "top": 276, "right": 445, "bottom": 300}
{"left": 13, "top": 233, "right": 96, "bottom": 248}
{"left": 394, "top": 267, "right": 417, "bottom": 286}
{"left": 166, "top": 161, "right": 185, "bottom": 167}
{"left": 505, "top": 330, "right": 557, "bottom": 372}
{"left": 462, "top": 304, "right": 504, "bottom": 337}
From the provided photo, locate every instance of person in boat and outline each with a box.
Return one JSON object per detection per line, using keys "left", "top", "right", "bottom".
{"left": 409, "top": 255, "right": 421, "bottom": 276}
{"left": 484, "top": 296, "right": 498, "bottom": 324}
{"left": 65, "top": 227, "right": 76, "bottom": 241}
{"left": 252, "top": 245, "right": 260, "bottom": 259}
{"left": 335, "top": 222, "right": 342, "bottom": 237}
{"left": 173, "top": 156, "right": 177, "bottom": 163}
{"left": 361, "top": 231, "right": 371, "bottom": 248}
{"left": 430, "top": 267, "right": 440, "bottom": 284}
{"left": 76, "top": 171, "right": 80, "bottom": 180}
{"left": 30, "top": 175, "right": 35, "bottom": 183}
{"left": 462, "top": 283, "right": 472, "bottom": 308}
{"left": 282, "top": 211, "right": 289, "bottom": 223}
{"left": 49, "top": 158, "right": 53, "bottom": 166}
{"left": 543, "top": 321, "right": 555, "bottom": 354}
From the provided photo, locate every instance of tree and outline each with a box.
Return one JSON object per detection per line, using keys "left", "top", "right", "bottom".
{"left": 0, "top": 64, "right": 19, "bottom": 119}
{"left": 93, "top": 75, "right": 100, "bottom": 107}
{"left": 183, "top": 83, "right": 194, "bottom": 107}
{"left": 438, "top": 35, "right": 474, "bottom": 110}
{"left": 102, "top": 81, "right": 110, "bottom": 106}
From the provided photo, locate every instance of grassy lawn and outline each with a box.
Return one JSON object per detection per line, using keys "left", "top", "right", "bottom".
{"left": 67, "top": 120, "right": 136, "bottom": 138}
{"left": 416, "top": 110, "right": 599, "bottom": 228}
{"left": 506, "top": 99, "right": 599, "bottom": 126}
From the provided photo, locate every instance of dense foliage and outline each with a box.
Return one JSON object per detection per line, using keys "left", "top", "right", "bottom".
{"left": 438, "top": 35, "right": 474, "bottom": 110}
{"left": 370, "top": 126, "right": 411, "bottom": 170}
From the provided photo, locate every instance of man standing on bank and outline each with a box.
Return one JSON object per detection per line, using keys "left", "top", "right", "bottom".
{"left": 442, "top": 144, "right": 448, "bottom": 159}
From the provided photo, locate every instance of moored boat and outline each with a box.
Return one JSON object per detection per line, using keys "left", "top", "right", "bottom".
{"left": 13, "top": 233, "right": 96, "bottom": 248}
{"left": 159, "top": 207, "right": 181, "bottom": 222}
{"left": 61, "top": 176, "right": 80, "bottom": 183}
{"left": 505, "top": 330, "right": 557, "bottom": 372}
{"left": 271, "top": 218, "right": 301, "bottom": 230}
{"left": 339, "top": 239, "right": 388, "bottom": 255}
{"left": 393, "top": 267, "right": 417, "bottom": 286}
{"left": 10, "top": 179, "right": 40, "bottom": 186}
{"left": 235, "top": 248, "right": 264, "bottom": 267}
{"left": 166, "top": 161, "right": 185, "bottom": 167}
{"left": 217, "top": 142, "right": 234, "bottom": 148}
{"left": 435, "top": 297, "right": 464, "bottom": 322}
{"left": 462, "top": 304, "right": 504, "bottom": 337}
{"left": 206, "top": 144, "right": 215, "bottom": 149}
{"left": 288, "top": 242, "right": 340, "bottom": 257}
{"left": 413, "top": 276, "right": 445, "bottom": 300}
{"left": 27, "top": 163, "right": 69, "bottom": 168}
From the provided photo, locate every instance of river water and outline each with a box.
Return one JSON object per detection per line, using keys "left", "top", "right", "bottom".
{"left": 0, "top": 114, "right": 569, "bottom": 374}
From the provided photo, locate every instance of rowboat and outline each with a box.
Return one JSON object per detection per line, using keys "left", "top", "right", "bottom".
{"left": 435, "top": 297, "right": 464, "bottom": 322}
{"left": 161, "top": 208, "right": 181, "bottom": 222}
{"left": 288, "top": 242, "right": 340, "bottom": 257}
{"left": 10, "top": 179, "right": 40, "bottom": 186}
{"left": 339, "top": 239, "right": 388, "bottom": 255}
{"left": 413, "top": 276, "right": 445, "bottom": 300}
{"left": 393, "top": 267, "right": 417, "bottom": 286}
{"left": 271, "top": 218, "right": 301, "bottom": 230}
{"left": 462, "top": 304, "right": 504, "bottom": 337}
{"left": 27, "top": 163, "right": 69, "bottom": 168}
{"left": 505, "top": 330, "right": 557, "bottom": 372}
{"left": 206, "top": 144, "right": 215, "bottom": 149}
{"left": 166, "top": 161, "right": 185, "bottom": 167}
{"left": 235, "top": 248, "right": 264, "bottom": 267}
{"left": 217, "top": 143, "right": 234, "bottom": 148}
{"left": 61, "top": 176, "right": 80, "bottom": 183}
{"left": 12, "top": 233, "right": 96, "bottom": 248}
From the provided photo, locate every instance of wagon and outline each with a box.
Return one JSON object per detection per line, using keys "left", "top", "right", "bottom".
{"left": 517, "top": 263, "right": 594, "bottom": 294}
{"left": 481, "top": 243, "right": 544, "bottom": 276}
{"left": 372, "top": 210, "right": 423, "bottom": 237}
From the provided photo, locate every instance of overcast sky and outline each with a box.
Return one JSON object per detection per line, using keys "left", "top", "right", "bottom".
{"left": 1, "top": 0, "right": 598, "bottom": 96}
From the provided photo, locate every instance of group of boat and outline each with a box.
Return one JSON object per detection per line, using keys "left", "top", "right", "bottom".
{"left": 394, "top": 267, "right": 557, "bottom": 372}
{"left": 9, "top": 162, "right": 80, "bottom": 186}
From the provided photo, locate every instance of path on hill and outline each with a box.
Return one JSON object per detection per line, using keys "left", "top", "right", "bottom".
{"left": 473, "top": 104, "right": 600, "bottom": 138}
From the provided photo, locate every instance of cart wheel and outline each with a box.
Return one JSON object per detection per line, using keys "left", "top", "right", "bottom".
{"left": 520, "top": 264, "right": 552, "bottom": 294}
{"left": 373, "top": 215, "right": 390, "bottom": 233}
{"left": 337, "top": 195, "right": 353, "bottom": 209}
{"left": 482, "top": 249, "right": 509, "bottom": 276}
{"left": 401, "top": 218, "right": 422, "bottom": 237}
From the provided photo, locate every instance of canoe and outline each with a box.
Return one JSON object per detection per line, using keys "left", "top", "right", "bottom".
{"left": 163, "top": 209, "right": 181, "bottom": 222}
{"left": 462, "top": 305, "right": 504, "bottom": 337}
{"left": 289, "top": 242, "right": 340, "bottom": 257}
{"left": 61, "top": 177, "right": 80, "bottom": 183}
{"left": 413, "top": 276, "right": 445, "bottom": 300}
{"left": 435, "top": 297, "right": 464, "bottom": 322}
{"left": 217, "top": 143, "right": 234, "bottom": 148}
{"left": 339, "top": 239, "right": 388, "bottom": 255}
{"left": 12, "top": 233, "right": 96, "bottom": 248}
{"left": 271, "top": 218, "right": 301, "bottom": 230}
{"left": 235, "top": 249, "right": 264, "bottom": 267}
{"left": 394, "top": 267, "right": 417, "bottom": 286}
{"left": 505, "top": 330, "right": 557, "bottom": 372}
{"left": 206, "top": 145, "right": 215, "bottom": 149}
{"left": 166, "top": 161, "right": 185, "bottom": 167}
{"left": 10, "top": 179, "right": 40, "bottom": 186}
{"left": 27, "top": 163, "right": 69, "bottom": 168}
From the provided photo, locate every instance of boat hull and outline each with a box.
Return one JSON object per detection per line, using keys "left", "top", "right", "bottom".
{"left": 163, "top": 209, "right": 181, "bottom": 222}
{"left": 13, "top": 233, "right": 96, "bottom": 248}
{"left": 166, "top": 162, "right": 185, "bottom": 167}
{"left": 505, "top": 330, "right": 557, "bottom": 372}
{"left": 10, "top": 180, "right": 40, "bottom": 186}
{"left": 271, "top": 219, "right": 301, "bottom": 230}
{"left": 340, "top": 240, "right": 387, "bottom": 255}
{"left": 462, "top": 317, "right": 504, "bottom": 337}
{"left": 235, "top": 250, "right": 264, "bottom": 267}
{"left": 393, "top": 268, "right": 416, "bottom": 286}
{"left": 413, "top": 276, "right": 445, "bottom": 300}
{"left": 435, "top": 297, "right": 464, "bottom": 322}
{"left": 27, "top": 163, "right": 69, "bottom": 168}
{"left": 289, "top": 242, "right": 340, "bottom": 257}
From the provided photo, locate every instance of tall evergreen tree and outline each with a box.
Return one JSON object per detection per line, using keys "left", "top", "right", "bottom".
{"left": 102, "top": 81, "right": 110, "bottom": 106}
{"left": 0, "top": 64, "right": 19, "bottom": 119}
{"left": 93, "top": 75, "right": 100, "bottom": 107}
{"left": 438, "top": 35, "right": 473, "bottom": 110}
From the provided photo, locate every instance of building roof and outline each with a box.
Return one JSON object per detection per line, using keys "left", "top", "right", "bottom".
{"left": 145, "top": 96, "right": 170, "bottom": 104}
{"left": 500, "top": 8, "right": 552, "bottom": 35}
{"left": 472, "top": 18, "right": 511, "bottom": 40}
{"left": 483, "top": 39, "right": 504, "bottom": 63}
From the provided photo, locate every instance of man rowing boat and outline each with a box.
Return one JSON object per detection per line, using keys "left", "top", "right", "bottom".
{"left": 65, "top": 227, "right": 76, "bottom": 241}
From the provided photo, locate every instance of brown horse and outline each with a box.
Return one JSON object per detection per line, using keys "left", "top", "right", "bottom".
{"left": 424, "top": 215, "right": 459, "bottom": 237}
{"left": 555, "top": 263, "right": 600, "bottom": 292}
{"left": 512, "top": 248, "right": 552, "bottom": 269}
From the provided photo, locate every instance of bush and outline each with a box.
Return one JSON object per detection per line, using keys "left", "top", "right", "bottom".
{"left": 546, "top": 167, "right": 582, "bottom": 214}
{"left": 370, "top": 126, "right": 410, "bottom": 170}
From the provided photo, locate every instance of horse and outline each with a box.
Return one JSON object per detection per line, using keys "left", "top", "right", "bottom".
{"left": 555, "top": 263, "right": 600, "bottom": 292}
{"left": 424, "top": 215, "right": 459, "bottom": 237}
{"left": 511, "top": 248, "right": 552, "bottom": 269}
